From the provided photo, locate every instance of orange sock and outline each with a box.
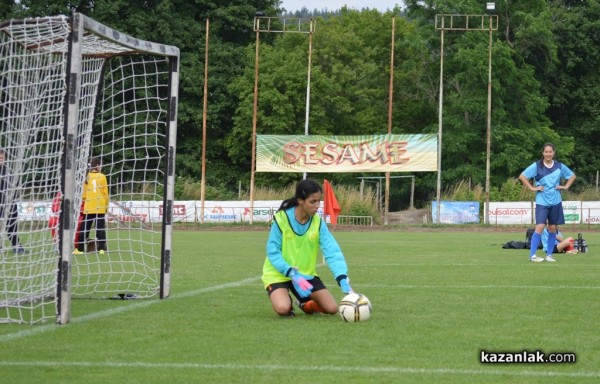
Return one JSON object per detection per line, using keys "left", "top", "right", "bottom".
{"left": 300, "top": 300, "right": 323, "bottom": 314}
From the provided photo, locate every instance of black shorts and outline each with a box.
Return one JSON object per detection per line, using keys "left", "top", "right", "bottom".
{"left": 266, "top": 276, "right": 327, "bottom": 304}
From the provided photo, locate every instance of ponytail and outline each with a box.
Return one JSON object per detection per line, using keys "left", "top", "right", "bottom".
{"left": 277, "top": 178, "right": 323, "bottom": 212}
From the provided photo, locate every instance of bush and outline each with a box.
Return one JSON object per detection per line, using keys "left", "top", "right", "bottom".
{"left": 490, "top": 178, "right": 528, "bottom": 202}
{"left": 175, "top": 177, "right": 238, "bottom": 200}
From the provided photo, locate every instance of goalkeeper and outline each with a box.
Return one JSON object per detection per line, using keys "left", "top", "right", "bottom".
{"left": 75, "top": 157, "right": 109, "bottom": 254}
{"left": 262, "top": 178, "right": 353, "bottom": 317}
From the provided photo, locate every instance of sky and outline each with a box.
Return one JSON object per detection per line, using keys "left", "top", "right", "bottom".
{"left": 279, "top": 0, "right": 402, "bottom": 13}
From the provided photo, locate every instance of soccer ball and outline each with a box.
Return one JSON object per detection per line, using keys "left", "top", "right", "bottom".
{"left": 339, "top": 292, "right": 372, "bottom": 322}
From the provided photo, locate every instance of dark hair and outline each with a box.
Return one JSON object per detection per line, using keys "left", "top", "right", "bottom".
{"left": 90, "top": 157, "right": 101, "bottom": 168}
{"left": 540, "top": 143, "right": 556, "bottom": 159}
{"left": 85, "top": 157, "right": 102, "bottom": 185}
{"left": 278, "top": 178, "right": 322, "bottom": 211}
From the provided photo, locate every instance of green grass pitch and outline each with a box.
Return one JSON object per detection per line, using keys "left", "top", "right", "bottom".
{"left": 0, "top": 228, "right": 599, "bottom": 383}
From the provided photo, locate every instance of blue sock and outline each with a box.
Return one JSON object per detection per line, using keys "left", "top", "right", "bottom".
{"left": 546, "top": 232, "right": 557, "bottom": 257}
{"left": 530, "top": 232, "right": 541, "bottom": 258}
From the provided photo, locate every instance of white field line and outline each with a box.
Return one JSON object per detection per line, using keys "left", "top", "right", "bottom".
{"left": 0, "top": 276, "right": 260, "bottom": 342}
{"left": 0, "top": 360, "right": 598, "bottom": 379}
{"left": 354, "top": 263, "right": 600, "bottom": 268}
{"left": 360, "top": 284, "right": 600, "bottom": 290}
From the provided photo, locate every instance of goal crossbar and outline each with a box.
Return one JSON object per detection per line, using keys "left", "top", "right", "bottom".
{"left": 0, "top": 15, "right": 179, "bottom": 57}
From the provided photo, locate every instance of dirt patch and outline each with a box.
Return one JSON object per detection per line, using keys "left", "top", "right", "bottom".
{"left": 386, "top": 209, "right": 430, "bottom": 225}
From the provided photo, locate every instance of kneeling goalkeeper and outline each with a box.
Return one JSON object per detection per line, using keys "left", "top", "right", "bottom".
{"left": 262, "top": 179, "right": 353, "bottom": 317}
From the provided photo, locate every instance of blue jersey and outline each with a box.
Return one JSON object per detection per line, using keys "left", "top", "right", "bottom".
{"left": 263, "top": 207, "right": 348, "bottom": 287}
{"left": 541, "top": 228, "right": 562, "bottom": 253}
{"left": 521, "top": 160, "right": 574, "bottom": 206}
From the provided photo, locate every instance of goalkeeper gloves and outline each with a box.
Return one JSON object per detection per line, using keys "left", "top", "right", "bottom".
{"left": 287, "top": 268, "right": 314, "bottom": 298}
{"left": 337, "top": 275, "right": 353, "bottom": 294}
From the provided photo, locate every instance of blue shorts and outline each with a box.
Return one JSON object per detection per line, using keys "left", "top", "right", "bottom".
{"left": 535, "top": 203, "right": 565, "bottom": 225}
{"left": 266, "top": 276, "right": 327, "bottom": 304}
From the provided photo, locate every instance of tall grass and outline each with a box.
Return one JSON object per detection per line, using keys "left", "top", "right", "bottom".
{"left": 443, "top": 178, "right": 600, "bottom": 202}
{"left": 248, "top": 184, "right": 382, "bottom": 221}
{"left": 174, "top": 178, "right": 381, "bottom": 220}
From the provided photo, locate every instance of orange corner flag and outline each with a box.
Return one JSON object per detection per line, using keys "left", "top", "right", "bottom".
{"left": 323, "top": 179, "right": 341, "bottom": 226}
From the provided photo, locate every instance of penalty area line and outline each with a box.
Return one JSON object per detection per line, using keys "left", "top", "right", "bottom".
{"left": 360, "top": 283, "right": 600, "bottom": 290}
{"left": 0, "top": 360, "right": 597, "bottom": 379}
{"left": 0, "top": 276, "right": 261, "bottom": 343}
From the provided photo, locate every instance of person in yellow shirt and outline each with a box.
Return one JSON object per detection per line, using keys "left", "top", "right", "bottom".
{"left": 75, "top": 157, "right": 109, "bottom": 254}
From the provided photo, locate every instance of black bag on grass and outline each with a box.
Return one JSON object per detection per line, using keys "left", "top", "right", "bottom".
{"left": 525, "top": 228, "right": 542, "bottom": 249}
{"left": 502, "top": 241, "right": 527, "bottom": 249}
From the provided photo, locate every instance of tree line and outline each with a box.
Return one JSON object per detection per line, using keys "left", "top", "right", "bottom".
{"left": 1, "top": 0, "right": 598, "bottom": 208}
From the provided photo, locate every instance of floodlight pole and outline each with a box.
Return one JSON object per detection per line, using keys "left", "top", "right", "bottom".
{"left": 251, "top": 16, "right": 315, "bottom": 222}
{"left": 303, "top": 20, "right": 314, "bottom": 180}
{"left": 250, "top": 19, "right": 260, "bottom": 224}
{"left": 436, "top": 18, "right": 445, "bottom": 225}
{"left": 484, "top": 13, "right": 494, "bottom": 225}
{"left": 200, "top": 18, "right": 209, "bottom": 224}
{"left": 435, "top": 12, "right": 498, "bottom": 225}
{"left": 384, "top": 16, "right": 396, "bottom": 226}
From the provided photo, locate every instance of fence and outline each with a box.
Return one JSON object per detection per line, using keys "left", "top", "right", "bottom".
{"left": 337, "top": 215, "right": 374, "bottom": 226}
{"left": 14, "top": 200, "right": 374, "bottom": 227}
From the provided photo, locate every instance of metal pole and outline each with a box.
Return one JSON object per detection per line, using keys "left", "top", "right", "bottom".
{"left": 436, "top": 20, "right": 444, "bottom": 224}
{"left": 200, "top": 18, "right": 209, "bottom": 225}
{"left": 484, "top": 15, "right": 493, "bottom": 225}
{"left": 410, "top": 176, "right": 415, "bottom": 210}
{"left": 303, "top": 19, "right": 314, "bottom": 181}
{"left": 377, "top": 180, "right": 381, "bottom": 212}
{"left": 58, "top": 12, "right": 84, "bottom": 324}
{"left": 385, "top": 16, "right": 396, "bottom": 226}
{"left": 250, "top": 22, "right": 260, "bottom": 225}
{"left": 360, "top": 178, "right": 364, "bottom": 197}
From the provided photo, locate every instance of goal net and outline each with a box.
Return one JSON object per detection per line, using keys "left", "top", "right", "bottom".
{"left": 0, "top": 14, "right": 179, "bottom": 324}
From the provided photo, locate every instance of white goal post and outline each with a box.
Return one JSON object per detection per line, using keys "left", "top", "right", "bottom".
{"left": 0, "top": 13, "right": 179, "bottom": 324}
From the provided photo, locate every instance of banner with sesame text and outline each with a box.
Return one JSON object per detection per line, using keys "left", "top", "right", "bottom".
{"left": 256, "top": 134, "right": 437, "bottom": 173}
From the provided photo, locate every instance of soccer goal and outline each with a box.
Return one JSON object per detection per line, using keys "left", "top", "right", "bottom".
{"left": 0, "top": 14, "right": 179, "bottom": 324}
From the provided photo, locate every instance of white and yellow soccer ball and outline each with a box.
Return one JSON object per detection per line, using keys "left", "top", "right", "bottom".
{"left": 339, "top": 292, "right": 372, "bottom": 322}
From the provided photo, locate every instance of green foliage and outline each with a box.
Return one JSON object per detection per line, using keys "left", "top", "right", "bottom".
{"left": 442, "top": 180, "right": 483, "bottom": 202}
{"left": 544, "top": 0, "right": 600, "bottom": 186}
{"left": 1, "top": 1, "right": 599, "bottom": 208}
{"left": 174, "top": 176, "right": 238, "bottom": 200}
{"left": 489, "top": 178, "right": 528, "bottom": 202}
